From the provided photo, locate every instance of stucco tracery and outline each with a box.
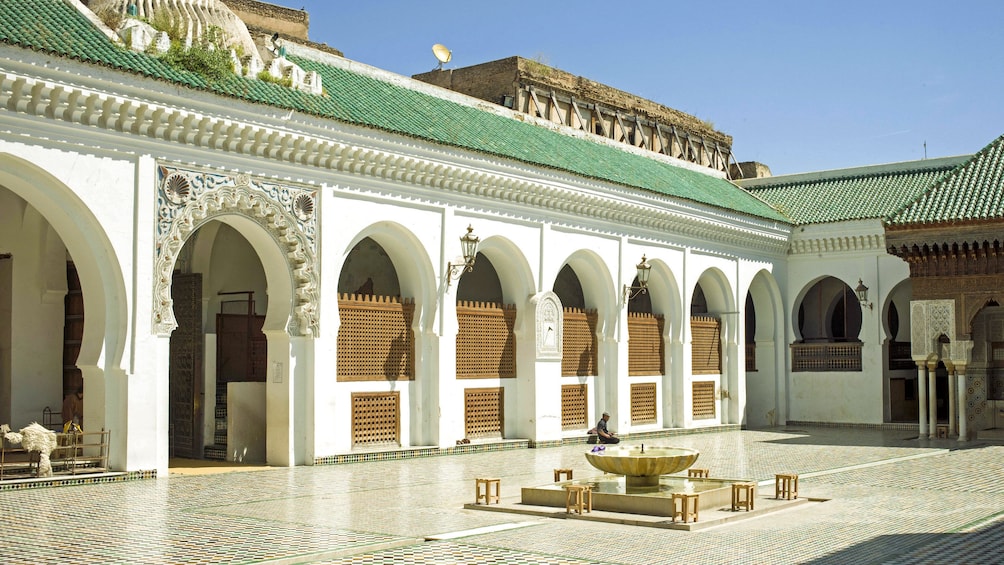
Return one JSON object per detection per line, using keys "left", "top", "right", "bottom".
{"left": 152, "top": 164, "right": 319, "bottom": 336}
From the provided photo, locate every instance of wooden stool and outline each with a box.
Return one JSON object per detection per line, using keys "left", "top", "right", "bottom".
{"left": 936, "top": 424, "right": 949, "bottom": 439}
{"left": 671, "top": 492, "right": 699, "bottom": 523}
{"left": 775, "top": 473, "right": 798, "bottom": 500}
{"left": 731, "top": 482, "right": 756, "bottom": 511}
{"left": 564, "top": 484, "right": 593, "bottom": 514}
{"left": 554, "top": 468, "right": 573, "bottom": 482}
{"left": 687, "top": 467, "right": 710, "bottom": 478}
{"left": 475, "top": 477, "right": 500, "bottom": 505}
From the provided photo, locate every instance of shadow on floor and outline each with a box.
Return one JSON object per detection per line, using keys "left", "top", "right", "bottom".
{"left": 168, "top": 458, "right": 271, "bottom": 475}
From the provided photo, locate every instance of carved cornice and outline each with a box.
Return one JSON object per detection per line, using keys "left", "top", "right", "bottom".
{"left": 888, "top": 239, "right": 1004, "bottom": 278}
{"left": 790, "top": 233, "right": 885, "bottom": 255}
{"left": 0, "top": 66, "right": 789, "bottom": 256}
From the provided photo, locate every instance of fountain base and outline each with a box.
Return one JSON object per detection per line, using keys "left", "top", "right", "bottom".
{"left": 521, "top": 474, "right": 737, "bottom": 516}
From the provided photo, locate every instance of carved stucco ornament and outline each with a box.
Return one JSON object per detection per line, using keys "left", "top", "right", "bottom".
{"left": 153, "top": 165, "right": 319, "bottom": 337}
{"left": 530, "top": 291, "right": 563, "bottom": 360}
{"left": 910, "top": 299, "right": 955, "bottom": 362}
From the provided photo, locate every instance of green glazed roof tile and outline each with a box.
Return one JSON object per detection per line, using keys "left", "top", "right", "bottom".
{"left": 1, "top": 0, "right": 787, "bottom": 223}
{"left": 739, "top": 157, "right": 968, "bottom": 226}
{"left": 887, "top": 134, "right": 1004, "bottom": 226}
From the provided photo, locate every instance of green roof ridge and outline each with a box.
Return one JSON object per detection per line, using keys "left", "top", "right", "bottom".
{"left": 741, "top": 157, "right": 966, "bottom": 226}
{"left": 886, "top": 134, "right": 1004, "bottom": 226}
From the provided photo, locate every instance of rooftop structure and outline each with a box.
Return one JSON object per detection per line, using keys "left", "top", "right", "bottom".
{"left": 414, "top": 57, "right": 735, "bottom": 176}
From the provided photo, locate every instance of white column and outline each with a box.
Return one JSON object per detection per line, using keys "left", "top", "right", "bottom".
{"left": 948, "top": 370, "right": 957, "bottom": 436}
{"left": 957, "top": 367, "right": 968, "bottom": 441}
{"left": 917, "top": 364, "right": 927, "bottom": 438}
{"left": 927, "top": 363, "right": 938, "bottom": 438}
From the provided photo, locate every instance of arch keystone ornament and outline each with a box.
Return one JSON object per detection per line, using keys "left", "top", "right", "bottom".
{"left": 152, "top": 165, "right": 319, "bottom": 336}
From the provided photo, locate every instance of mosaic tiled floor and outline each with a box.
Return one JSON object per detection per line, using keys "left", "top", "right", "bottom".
{"left": 1, "top": 427, "right": 1002, "bottom": 564}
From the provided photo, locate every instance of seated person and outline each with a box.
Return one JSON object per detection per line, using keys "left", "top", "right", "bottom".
{"left": 595, "top": 411, "right": 619, "bottom": 444}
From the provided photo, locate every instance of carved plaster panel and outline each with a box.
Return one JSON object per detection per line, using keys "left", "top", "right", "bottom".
{"left": 530, "top": 291, "right": 563, "bottom": 360}
{"left": 153, "top": 164, "right": 319, "bottom": 337}
{"left": 910, "top": 299, "right": 955, "bottom": 360}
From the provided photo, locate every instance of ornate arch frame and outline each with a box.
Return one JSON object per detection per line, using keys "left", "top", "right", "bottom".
{"left": 152, "top": 164, "right": 319, "bottom": 337}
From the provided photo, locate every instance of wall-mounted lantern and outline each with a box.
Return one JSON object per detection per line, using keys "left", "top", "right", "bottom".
{"left": 855, "top": 279, "right": 873, "bottom": 310}
{"left": 622, "top": 255, "right": 652, "bottom": 304}
{"left": 445, "top": 225, "right": 480, "bottom": 287}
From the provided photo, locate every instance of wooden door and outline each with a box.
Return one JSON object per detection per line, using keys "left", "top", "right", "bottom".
{"left": 169, "top": 273, "right": 203, "bottom": 458}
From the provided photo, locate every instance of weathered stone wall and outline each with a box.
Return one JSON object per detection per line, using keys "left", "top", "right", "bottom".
{"left": 730, "top": 161, "right": 772, "bottom": 180}
{"left": 413, "top": 56, "right": 731, "bottom": 149}
{"left": 414, "top": 58, "right": 520, "bottom": 108}
{"left": 221, "top": 0, "right": 308, "bottom": 41}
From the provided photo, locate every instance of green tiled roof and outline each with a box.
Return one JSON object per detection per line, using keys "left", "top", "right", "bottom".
{"left": 739, "top": 157, "right": 967, "bottom": 226}
{"left": 0, "top": 0, "right": 787, "bottom": 223}
{"left": 887, "top": 134, "right": 1004, "bottom": 226}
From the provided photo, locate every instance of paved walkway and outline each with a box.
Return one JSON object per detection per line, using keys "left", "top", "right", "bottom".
{"left": 1, "top": 426, "right": 1002, "bottom": 564}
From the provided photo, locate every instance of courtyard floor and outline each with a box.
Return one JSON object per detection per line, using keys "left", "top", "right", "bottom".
{"left": 1, "top": 426, "right": 1001, "bottom": 564}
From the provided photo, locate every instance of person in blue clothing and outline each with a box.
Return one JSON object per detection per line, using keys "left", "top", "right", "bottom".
{"left": 596, "top": 411, "right": 619, "bottom": 444}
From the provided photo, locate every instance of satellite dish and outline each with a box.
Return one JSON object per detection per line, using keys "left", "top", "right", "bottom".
{"left": 432, "top": 43, "right": 452, "bottom": 70}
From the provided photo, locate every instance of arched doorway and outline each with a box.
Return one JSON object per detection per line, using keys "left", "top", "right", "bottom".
{"left": 169, "top": 222, "right": 268, "bottom": 462}
{"left": 792, "top": 276, "right": 864, "bottom": 372}
{"left": 455, "top": 251, "right": 512, "bottom": 440}
{"left": 745, "top": 270, "right": 783, "bottom": 428}
{"left": 335, "top": 236, "right": 411, "bottom": 450}
{"left": 0, "top": 154, "right": 128, "bottom": 470}
{"left": 552, "top": 250, "right": 614, "bottom": 434}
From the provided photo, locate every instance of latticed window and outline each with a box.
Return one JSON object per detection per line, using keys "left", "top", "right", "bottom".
{"left": 691, "top": 316, "right": 721, "bottom": 374}
{"left": 692, "top": 381, "right": 716, "bottom": 420}
{"left": 562, "top": 308, "right": 597, "bottom": 376}
{"left": 351, "top": 392, "right": 400, "bottom": 446}
{"left": 456, "top": 301, "right": 516, "bottom": 379}
{"left": 465, "top": 387, "right": 504, "bottom": 439}
{"left": 337, "top": 294, "right": 415, "bottom": 382}
{"left": 630, "top": 383, "right": 657, "bottom": 424}
{"left": 561, "top": 384, "right": 588, "bottom": 429}
{"left": 628, "top": 312, "right": 664, "bottom": 375}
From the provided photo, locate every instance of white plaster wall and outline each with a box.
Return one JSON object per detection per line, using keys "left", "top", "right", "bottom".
{"left": 0, "top": 197, "right": 65, "bottom": 428}
{"left": 786, "top": 220, "right": 910, "bottom": 424}
{"left": 228, "top": 382, "right": 266, "bottom": 463}
{"left": 789, "top": 371, "right": 884, "bottom": 423}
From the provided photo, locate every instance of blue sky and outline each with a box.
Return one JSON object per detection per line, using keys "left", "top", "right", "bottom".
{"left": 292, "top": 1, "right": 1003, "bottom": 176}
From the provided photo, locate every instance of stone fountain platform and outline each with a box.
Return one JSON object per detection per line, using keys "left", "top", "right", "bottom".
{"left": 465, "top": 476, "right": 816, "bottom": 531}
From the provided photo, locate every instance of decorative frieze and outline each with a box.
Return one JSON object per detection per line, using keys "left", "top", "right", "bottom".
{"left": 789, "top": 234, "right": 885, "bottom": 255}
{"left": 0, "top": 67, "right": 790, "bottom": 255}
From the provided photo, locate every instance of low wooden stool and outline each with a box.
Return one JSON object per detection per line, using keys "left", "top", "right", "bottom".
{"left": 475, "top": 477, "right": 500, "bottom": 505}
{"left": 936, "top": 424, "right": 949, "bottom": 439}
{"left": 671, "top": 492, "right": 700, "bottom": 523}
{"left": 731, "top": 481, "right": 756, "bottom": 511}
{"left": 564, "top": 484, "right": 593, "bottom": 514}
{"left": 554, "top": 468, "right": 573, "bottom": 482}
{"left": 775, "top": 473, "right": 799, "bottom": 500}
{"left": 687, "top": 467, "right": 710, "bottom": 478}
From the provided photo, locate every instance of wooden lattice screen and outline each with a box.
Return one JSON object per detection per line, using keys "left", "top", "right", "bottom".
{"left": 692, "top": 381, "right": 716, "bottom": 420}
{"left": 630, "top": 382, "right": 658, "bottom": 424}
{"left": 628, "top": 312, "right": 665, "bottom": 376}
{"left": 337, "top": 294, "right": 415, "bottom": 382}
{"left": 561, "top": 384, "right": 588, "bottom": 430}
{"left": 691, "top": 316, "right": 722, "bottom": 374}
{"left": 456, "top": 301, "right": 516, "bottom": 379}
{"left": 351, "top": 391, "right": 400, "bottom": 446}
{"left": 562, "top": 308, "right": 598, "bottom": 376}
{"left": 465, "top": 387, "right": 504, "bottom": 439}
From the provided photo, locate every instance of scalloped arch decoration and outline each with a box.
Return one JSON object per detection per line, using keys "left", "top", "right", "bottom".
{"left": 152, "top": 165, "right": 319, "bottom": 337}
